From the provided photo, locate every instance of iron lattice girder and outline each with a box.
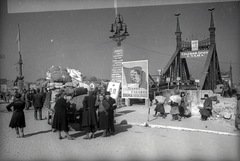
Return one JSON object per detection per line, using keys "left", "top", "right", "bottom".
{"left": 200, "top": 45, "right": 221, "bottom": 90}
{"left": 162, "top": 44, "right": 221, "bottom": 90}
{"left": 163, "top": 47, "right": 190, "bottom": 83}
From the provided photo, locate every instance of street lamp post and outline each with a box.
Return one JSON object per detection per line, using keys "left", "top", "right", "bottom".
{"left": 110, "top": 13, "right": 129, "bottom": 47}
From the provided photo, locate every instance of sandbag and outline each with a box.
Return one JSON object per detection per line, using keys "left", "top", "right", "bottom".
{"left": 155, "top": 96, "right": 166, "bottom": 104}
{"left": 169, "top": 95, "right": 182, "bottom": 104}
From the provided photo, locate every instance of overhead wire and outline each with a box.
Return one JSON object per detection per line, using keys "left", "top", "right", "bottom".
{"left": 122, "top": 41, "right": 240, "bottom": 65}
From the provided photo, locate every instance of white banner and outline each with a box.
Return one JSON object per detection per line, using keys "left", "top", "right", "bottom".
{"left": 191, "top": 40, "right": 198, "bottom": 51}
{"left": 107, "top": 82, "right": 121, "bottom": 99}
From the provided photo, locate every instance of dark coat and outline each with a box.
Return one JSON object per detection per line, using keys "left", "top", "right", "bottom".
{"left": 6, "top": 99, "right": 26, "bottom": 128}
{"left": 52, "top": 97, "right": 71, "bottom": 131}
{"left": 98, "top": 99, "right": 110, "bottom": 130}
{"left": 203, "top": 97, "right": 212, "bottom": 109}
{"left": 32, "top": 93, "right": 44, "bottom": 108}
{"left": 154, "top": 103, "right": 165, "bottom": 113}
{"left": 179, "top": 96, "right": 188, "bottom": 116}
{"left": 106, "top": 97, "right": 116, "bottom": 120}
{"left": 235, "top": 98, "right": 240, "bottom": 129}
{"left": 81, "top": 95, "right": 98, "bottom": 127}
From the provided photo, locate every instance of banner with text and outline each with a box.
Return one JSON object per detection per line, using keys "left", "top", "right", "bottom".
{"left": 181, "top": 50, "right": 208, "bottom": 58}
{"left": 122, "top": 60, "right": 148, "bottom": 99}
{"left": 111, "top": 47, "right": 124, "bottom": 83}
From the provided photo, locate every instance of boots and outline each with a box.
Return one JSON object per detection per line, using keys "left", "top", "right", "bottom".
{"left": 20, "top": 128, "right": 24, "bottom": 137}
{"left": 83, "top": 133, "right": 90, "bottom": 139}
{"left": 102, "top": 130, "right": 107, "bottom": 137}
{"left": 15, "top": 128, "right": 20, "bottom": 138}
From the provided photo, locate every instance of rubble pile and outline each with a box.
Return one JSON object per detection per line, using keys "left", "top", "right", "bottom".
{"left": 212, "top": 97, "right": 237, "bottom": 121}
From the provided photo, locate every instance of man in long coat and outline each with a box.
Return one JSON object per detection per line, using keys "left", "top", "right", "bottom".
{"left": 32, "top": 88, "right": 44, "bottom": 120}
{"left": 105, "top": 91, "right": 117, "bottom": 135}
{"left": 199, "top": 94, "right": 212, "bottom": 121}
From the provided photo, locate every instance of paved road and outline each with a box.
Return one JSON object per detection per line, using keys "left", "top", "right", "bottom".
{"left": 0, "top": 102, "right": 239, "bottom": 161}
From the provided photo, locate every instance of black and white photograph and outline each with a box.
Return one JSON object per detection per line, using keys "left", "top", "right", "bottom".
{"left": 0, "top": 0, "right": 240, "bottom": 161}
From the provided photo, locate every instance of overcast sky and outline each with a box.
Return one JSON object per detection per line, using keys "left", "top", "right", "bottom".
{"left": 0, "top": 0, "right": 239, "bottom": 84}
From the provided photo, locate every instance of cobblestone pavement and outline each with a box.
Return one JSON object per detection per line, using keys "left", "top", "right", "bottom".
{"left": 0, "top": 101, "right": 239, "bottom": 161}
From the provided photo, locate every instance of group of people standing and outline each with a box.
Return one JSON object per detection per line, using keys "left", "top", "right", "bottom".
{"left": 48, "top": 89, "right": 117, "bottom": 140}
{"left": 6, "top": 85, "right": 118, "bottom": 140}
{"left": 153, "top": 91, "right": 191, "bottom": 121}
{"left": 81, "top": 91, "right": 117, "bottom": 139}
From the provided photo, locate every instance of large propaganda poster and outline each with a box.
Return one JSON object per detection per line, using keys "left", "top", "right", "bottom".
{"left": 122, "top": 60, "right": 148, "bottom": 99}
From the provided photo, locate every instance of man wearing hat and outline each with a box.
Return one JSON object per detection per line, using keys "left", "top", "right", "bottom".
{"left": 32, "top": 88, "right": 44, "bottom": 120}
{"left": 105, "top": 91, "right": 117, "bottom": 135}
{"left": 234, "top": 91, "right": 240, "bottom": 130}
{"left": 199, "top": 94, "right": 213, "bottom": 121}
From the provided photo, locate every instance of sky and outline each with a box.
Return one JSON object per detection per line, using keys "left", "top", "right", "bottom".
{"left": 0, "top": 0, "right": 239, "bottom": 84}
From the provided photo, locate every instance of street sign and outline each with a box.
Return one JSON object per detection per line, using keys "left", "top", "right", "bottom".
{"left": 166, "top": 77, "right": 170, "bottom": 82}
{"left": 195, "top": 79, "right": 200, "bottom": 83}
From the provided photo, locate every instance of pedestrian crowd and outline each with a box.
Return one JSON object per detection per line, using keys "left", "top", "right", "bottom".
{"left": 5, "top": 87, "right": 117, "bottom": 140}
{"left": 4, "top": 86, "right": 240, "bottom": 139}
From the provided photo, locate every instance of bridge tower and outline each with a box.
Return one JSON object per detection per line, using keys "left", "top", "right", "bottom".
{"left": 162, "top": 9, "right": 222, "bottom": 90}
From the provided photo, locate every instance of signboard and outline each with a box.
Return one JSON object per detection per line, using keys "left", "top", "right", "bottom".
{"left": 191, "top": 40, "right": 199, "bottom": 51}
{"left": 122, "top": 60, "right": 148, "bottom": 99}
{"left": 107, "top": 82, "right": 120, "bottom": 99}
{"left": 166, "top": 77, "right": 170, "bottom": 82}
{"left": 181, "top": 50, "right": 208, "bottom": 58}
{"left": 0, "top": 84, "right": 7, "bottom": 92}
{"left": 195, "top": 79, "right": 200, "bottom": 83}
{"left": 111, "top": 46, "right": 124, "bottom": 83}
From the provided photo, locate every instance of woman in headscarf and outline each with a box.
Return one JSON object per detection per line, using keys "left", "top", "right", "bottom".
{"left": 178, "top": 91, "right": 189, "bottom": 121}
{"left": 153, "top": 92, "right": 166, "bottom": 118}
{"left": 52, "top": 92, "right": 74, "bottom": 140}
{"left": 168, "top": 90, "right": 181, "bottom": 121}
{"left": 6, "top": 93, "right": 26, "bottom": 138}
{"left": 96, "top": 94, "right": 110, "bottom": 137}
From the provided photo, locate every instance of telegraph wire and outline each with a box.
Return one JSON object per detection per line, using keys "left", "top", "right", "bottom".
{"left": 122, "top": 41, "right": 240, "bottom": 65}
{"left": 123, "top": 41, "right": 170, "bottom": 56}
